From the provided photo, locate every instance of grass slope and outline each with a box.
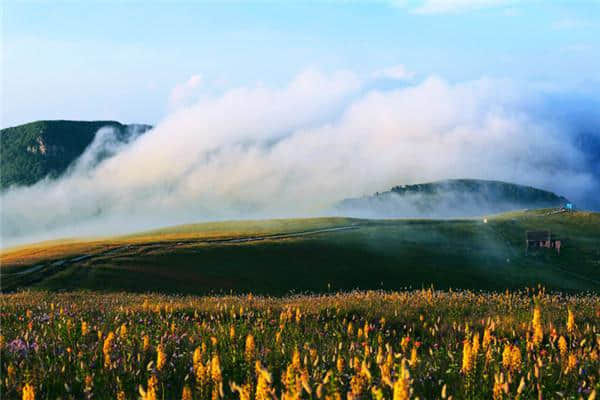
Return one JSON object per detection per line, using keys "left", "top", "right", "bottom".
{"left": 1, "top": 212, "right": 599, "bottom": 294}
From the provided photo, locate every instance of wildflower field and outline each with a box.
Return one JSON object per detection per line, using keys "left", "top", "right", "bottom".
{"left": 1, "top": 288, "right": 599, "bottom": 399}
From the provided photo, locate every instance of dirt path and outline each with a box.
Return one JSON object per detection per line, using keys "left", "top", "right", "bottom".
{"left": 11, "top": 263, "right": 46, "bottom": 276}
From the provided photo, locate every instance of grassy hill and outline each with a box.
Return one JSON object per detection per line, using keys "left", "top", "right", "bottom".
{"left": 2, "top": 211, "right": 598, "bottom": 294}
{"left": 337, "top": 179, "right": 569, "bottom": 218}
{"left": 0, "top": 120, "right": 151, "bottom": 189}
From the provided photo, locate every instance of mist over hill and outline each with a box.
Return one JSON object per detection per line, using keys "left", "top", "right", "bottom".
{"left": 0, "top": 120, "right": 151, "bottom": 190}
{"left": 2, "top": 74, "right": 600, "bottom": 248}
{"left": 336, "top": 179, "right": 569, "bottom": 218}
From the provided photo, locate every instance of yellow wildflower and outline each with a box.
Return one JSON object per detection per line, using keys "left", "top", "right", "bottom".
{"left": 292, "top": 348, "right": 301, "bottom": 370}
{"left": 510, "top": 345, "right": 522, "bottom": 372}
{"left": 558, "top": 336, "right": 567, "bottom": 357}
{"left": 181, "top": 385, "right": 192, "bottom": 400}
{"left": 472, "top": 332, "right": 480, "bottom": 360}
{"left": 516, "top": 377, "right": 526, "bottom": 397}
{"left": 350, "top": 374, "right": 367, "bottom": 396}
{"left": 255, "top": 361, "right": 273, "bottom": 400}
{"left": 195, "top": 361, "right": 208, "bottom": 388}
{"left": 231, "top": 382, "right": 251, "bottom": 400}
{"left": 566, "top": 308, "right": 575, "bottom": 334}
{"left": 409, "top": 347, "right": 418, "bottom": 367}
{"left": 392, "top": 361, "right": 411, "bottom": 400}
{"left": 211, "top": 355, "right": 222, "bottom": 383}
{"left": 193, "top": 346, "right": 203, "bottom": 370}
{"left": 22, "top": 383, "right": 35, "bottom": 400}
{"left": 482, "top": 328, "right": 491, "bottom": 349}
{"left": 502, "top": 344, "right": 512, "bottom": 370}
{"left": 336, "top": 356, "right": 344, "bottom": 373}
{"left": 139, "top": 375, "right": 158, "bottom": 400}
{"left": 588, "top": 390, "right": 596, "bottom": 400}
{"left": 565, "top": 353, "right": 577, "bottom": 373}
{"left": 532, "top": 306, "right": 543, "bottom": 346}
{"left": 245, "top": 334, "right": 255, "bottom": 361}
{"left": 283, "top": 364, "right": 297, "bottom": 398}
{"left": 103, "top": 332, "right": 115, "bottom": 368}
{"left": 119, "top": 323, "right": 127, "bottom": 338}
{"left": 492, "top": 373, "right": 507, "bottom": 400}
{"left": 401, "top": 336, "right": 410, "bottom": 352}
{"left": 371, "top": 386, "right": 384, "bottom": 400}
{"left": 300, "top": 367, "right": 311, "bottom": 394}
{"left": 156, "top": 344, "right": 166, "bottom": 371}
{"left": 143, "top": 335, "right": 151, "bottom": 352}
{"left": 462, "top": 339, "right": 473, "bottom": 374}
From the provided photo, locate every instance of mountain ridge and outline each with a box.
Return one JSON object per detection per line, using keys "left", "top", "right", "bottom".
{"left": 0, "top": 120, "right": 151, "bottom": 190}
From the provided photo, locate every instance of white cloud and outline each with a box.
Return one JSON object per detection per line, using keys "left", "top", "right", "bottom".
{"left": 330, "top": 0, "right": 516, "bottom": 14}
{"left": 1, "top": 70, "right": 597, "bottom": 247}
{"left": 168, "top": 74, "right": 204, "bottom": 109}
{"left": 500, "top": 7, "right": 520, "bottom": 16}
{"left": 412, "top": 0, "right": 513, "bottom": 14}
{"left": 373, "top": 64, "right": 414, "bottom": 80}
{"left": 553, "top": 18, "right": 592, "bottom": 30}
{"left": 561, "top": 43, "right": 594, "bottom": 54}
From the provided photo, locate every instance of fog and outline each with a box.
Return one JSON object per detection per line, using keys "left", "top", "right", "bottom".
{"left": 2, "top": 70, "right": 599, "bottom": 247}
{"left": 336, "top": 188, "right": 565, "bottom": 219}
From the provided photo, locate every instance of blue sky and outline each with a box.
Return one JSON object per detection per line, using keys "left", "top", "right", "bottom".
{"left": 2, "top": 0, "right": 599, "bottom": 127}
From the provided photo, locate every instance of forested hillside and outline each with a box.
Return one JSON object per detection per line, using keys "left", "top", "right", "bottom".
{"left": 0, "top": 120, "right": 151, "bottom": 189}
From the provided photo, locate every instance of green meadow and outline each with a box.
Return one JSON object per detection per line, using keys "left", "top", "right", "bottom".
{"left": 2, "top": 211, "right": 599, "bottom": 294}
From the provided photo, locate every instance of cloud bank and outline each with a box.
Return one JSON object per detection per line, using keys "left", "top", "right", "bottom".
{"left": 414, "top": 0, "right": 512, "bottom": 14}
{"left": 2, "top": 69, "right": 599, "bottom": 247}
{"left": 388, "top": 0, "right": 516, "bottom": 14}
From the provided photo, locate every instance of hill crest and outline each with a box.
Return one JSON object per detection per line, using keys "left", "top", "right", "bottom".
{"left": 337, "top": 179, "right": 569, "bottom": 218}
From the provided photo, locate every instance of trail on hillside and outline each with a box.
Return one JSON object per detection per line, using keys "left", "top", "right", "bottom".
{"left": 1, "top": 225, "right": 360, "bottom": 289}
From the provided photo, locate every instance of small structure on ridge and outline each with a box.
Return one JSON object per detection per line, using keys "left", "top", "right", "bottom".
{"left": 526, "top": 230, "right": 562, "bottom": 255}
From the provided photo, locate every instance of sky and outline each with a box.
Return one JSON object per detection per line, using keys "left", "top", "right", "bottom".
{"left": 2, "top": 0, "right": 599, "bottom": 128}
{"left": 2, "top": 1, "right": 600, "bottom": 246}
